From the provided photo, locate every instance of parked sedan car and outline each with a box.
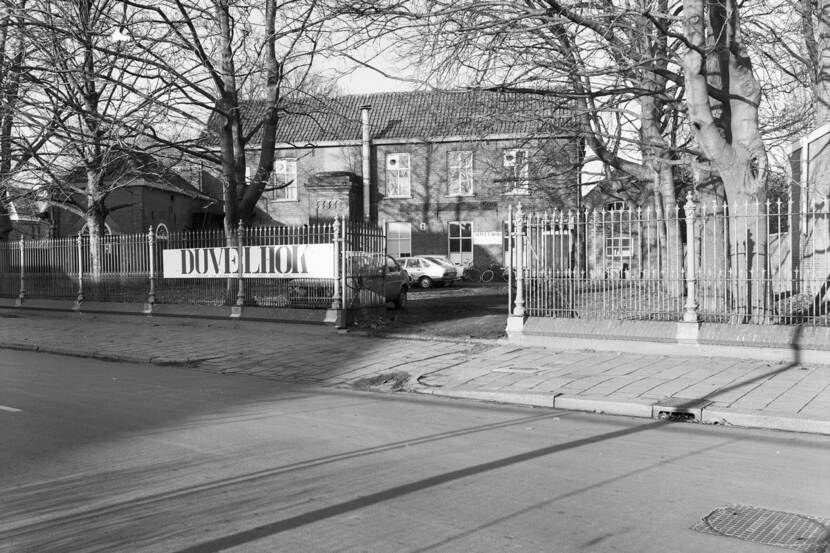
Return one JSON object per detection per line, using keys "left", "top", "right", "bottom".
{"left": 398, "top": 255, "right": 459, "bottom": 288}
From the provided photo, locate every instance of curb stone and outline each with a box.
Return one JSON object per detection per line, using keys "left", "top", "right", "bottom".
{"left": 701, "top": 407, "right": 830, "bottom": 435}
{"left": 416, "top": 387, "right": 556, "bottom": 408}
{"left": 554, "top": 395, "right": 655, "bottom": 418}
{"left": 411, "top": 387, "right": 830, "bottom": 436}
{"left": 0, "top": 341, "right": 182, "bottom": 367}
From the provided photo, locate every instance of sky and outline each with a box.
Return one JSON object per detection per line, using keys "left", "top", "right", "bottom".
{"left": 333, "top": 64, "right": 418, "bottom": 95}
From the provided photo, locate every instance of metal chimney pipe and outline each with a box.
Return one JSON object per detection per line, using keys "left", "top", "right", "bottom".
{"left": 360, "top": 105, "right": 371, "bottom": 221}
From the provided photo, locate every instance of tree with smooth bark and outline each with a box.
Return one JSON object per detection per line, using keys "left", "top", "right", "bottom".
{"left": 682, "top": 0, "right": 770, "bottom": 322}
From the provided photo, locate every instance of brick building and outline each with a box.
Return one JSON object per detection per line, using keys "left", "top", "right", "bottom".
{"left": 212, "top": 90, "right": 581, "bottom": 266}
{"left": 51, "top": 151, "right": 222, "bottom": 238}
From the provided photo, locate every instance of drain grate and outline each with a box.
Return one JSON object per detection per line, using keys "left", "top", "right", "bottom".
{"left": 692, "top": 505, "right": 830, "bottom": 552}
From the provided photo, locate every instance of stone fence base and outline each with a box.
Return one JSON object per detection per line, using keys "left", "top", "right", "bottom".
{"left": 0, "top": 296, "right": 372, "bottom": 329}
{"left": 506, "top": 316, "right": 830, "bottom": 365}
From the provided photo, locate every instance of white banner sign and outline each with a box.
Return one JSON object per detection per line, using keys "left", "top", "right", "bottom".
{"left": 162, "top": 244, "right": 336, "bottom": 279}
{"left": 472, "top": 231, "right": 503, "bottom": 245}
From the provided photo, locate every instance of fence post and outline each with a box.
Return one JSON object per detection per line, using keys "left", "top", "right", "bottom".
{"left": 331, "top": 213, "right": 342, "bottom": 311}
{"left": 683, "top": 191, "right": 699, "bottom": 322}
{"left": 75, "top": 234, "right": 84, "bottom": 310}
{"left": 341, "top": 217, "right": 348, "bottom": 319}
{"left": 678, "top": 192, "right": 700, "bottom": 343}
{"left": 513, "top": 204, "right": 525, "bottom": 317}
{"left": 507, "top": 204, "right": 513, "bottom": 315}
{"left": 506, "top": 204, "right": 526, "bottom": 334}
{"left": 145, "top": 226, "right": 156, "bottom": 314}
{"left": 231, "top": 220, "right": 245, "bottom": 317}
{"left": 16, "top": 237, "right": 24, "bottom": 304}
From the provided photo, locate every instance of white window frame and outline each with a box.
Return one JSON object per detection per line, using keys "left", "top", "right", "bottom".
{"left": 502, "top": 148, "right": 530, "bottom": 195}
{"left": 605, "top": 234, "right": 633, "bottom": 259}
{"left": 448, "top": 221, "right": 473, "bottom": 265}
{"left": 448, "top": 151, "right": 474, "bottom": 196}
{"left": 155, "top": 223, "right": 170, "bottom": 240}
{"left": 267, "top": 158, "right": 298, "bottom": 202}
{"left": 387, "top": 222, "right": 412, "bottom": 258}
{"left": 386, "top": 153, "right": 411, "bottom": 198}
{"left": 606, "top": 200, "right": 626, "bottom": 212}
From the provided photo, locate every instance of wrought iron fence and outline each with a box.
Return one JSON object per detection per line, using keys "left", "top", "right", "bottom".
{"left": 0, "top": 217, "right": 388, "bottom": 312}
{"left": 509, "top": 195, "right": 830, "bottom": 326}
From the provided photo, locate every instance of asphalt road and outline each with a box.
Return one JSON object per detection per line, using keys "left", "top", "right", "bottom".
{"left": 2, "top": 349, "right": 829, "bottom": 553}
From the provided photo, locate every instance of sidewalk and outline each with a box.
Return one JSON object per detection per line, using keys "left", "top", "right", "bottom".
{"left": 1, "top": 308, "right": 829, "bottom": 436}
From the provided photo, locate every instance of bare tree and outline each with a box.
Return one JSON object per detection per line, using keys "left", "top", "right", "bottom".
{"left": 356, "top": 0, "right": 690, "bottom": 291}
{"left": 683, "top": 0, "right": 769, "bottom": 322}
{"left": 0, "top": 0, "right": 50, "bottom": 240}
{"left": 13, "top": 0, "right": 177, "bottom": 275}
{"left": 131, "top": 0, "right": 355, "bottom": 240}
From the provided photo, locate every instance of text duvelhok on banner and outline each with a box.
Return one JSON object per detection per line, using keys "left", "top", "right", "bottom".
{"left": 162, "top": 244, "right": 336, "bottom": 279}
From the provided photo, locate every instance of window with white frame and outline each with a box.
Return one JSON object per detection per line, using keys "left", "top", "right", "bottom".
{"left": 386, "top": 153, "right": 411, "bottom": 197}
{"left": 266, "top": 158, "right": 298, "bottom": 201}
{"left": 155, "top": 223, "right": 169, "bottom": 240}
{"left": 605, "top": 235, "right": 632, "bottom": 260}
{"left": 448, "top": 151, "right": 473, "bottom": 196}
{"left": 387, "top": 222, "right": 412, "bottom": 257}
{"left": 503, "top": 149, "right": 529, "bottom": 194}
{"left": 448, "top": 221, "right": 473, "bottom": 265}
{"left": 606, "top": 200, "right": 626, "bottom": 212}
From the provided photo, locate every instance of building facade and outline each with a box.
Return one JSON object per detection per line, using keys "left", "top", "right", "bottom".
{"left": 221, "top": 90, "right": 581, "bottom": 266}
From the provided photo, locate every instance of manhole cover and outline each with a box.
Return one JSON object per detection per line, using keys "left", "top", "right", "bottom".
{"left": 693, "top": 505, "right": 830, "bottom": 552}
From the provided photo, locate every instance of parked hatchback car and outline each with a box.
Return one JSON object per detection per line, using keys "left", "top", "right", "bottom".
{"left": 382, "top": 255, "right": 409, "bottom": 308}
{"left": 398, "top": 255, "right": 459, "bottom": 288}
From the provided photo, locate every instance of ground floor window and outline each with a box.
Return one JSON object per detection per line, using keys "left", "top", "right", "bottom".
{"left": 387, "top": 222, "right": 412, "bottom": 258}
{"left": 605, "top": 234, "right": 632, "bottom": 260}
{"left": 448, "top": 221, "right": 473, "bottom": 265}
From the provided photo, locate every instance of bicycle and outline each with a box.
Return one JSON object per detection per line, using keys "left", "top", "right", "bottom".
{"left": 460, "top": 261, "right": 481, "bottom": 282}
{"left": 480, "top": 262, "right": 511, "bottom": 283}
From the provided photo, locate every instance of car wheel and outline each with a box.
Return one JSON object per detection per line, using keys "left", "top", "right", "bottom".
{"left": 418, "top": 276, "right": 433, "bottom": 289}
{"left": 393, "top": 286, "right": 408, "bottom": 309}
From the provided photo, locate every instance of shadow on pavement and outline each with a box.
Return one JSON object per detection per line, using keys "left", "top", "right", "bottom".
{"left": 364, "top": 282, "right": 509, "bottom": 340}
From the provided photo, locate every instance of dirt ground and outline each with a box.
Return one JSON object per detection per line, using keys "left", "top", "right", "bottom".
{"left": 364, "top": 281, "right": 510, "bottom": 340}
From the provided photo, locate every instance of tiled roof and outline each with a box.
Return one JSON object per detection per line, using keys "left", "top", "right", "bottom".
{"left": 63, "top": 148, "right": 214, "bottom": 202}
{"left": 204, "top": 89, "right": 576, "bottom": 146}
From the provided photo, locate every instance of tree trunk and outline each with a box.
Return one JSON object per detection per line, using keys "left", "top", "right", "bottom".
{"left": 0, "top": 204, "right": 11, "bottom": 240}
{"left": 694, "top": 166, "right": 728, "bottom": 317}
{"left": 83, "top": 205, "right": 107, "bottom": 283}
{"left": 815, "top": 0, "right": 830, "bottom": 124}
{"left": 683, "top": 0, "right": 770, "bottom": 323}
{"left": 656, "top": 165, "right": 683, "bottom": 297}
